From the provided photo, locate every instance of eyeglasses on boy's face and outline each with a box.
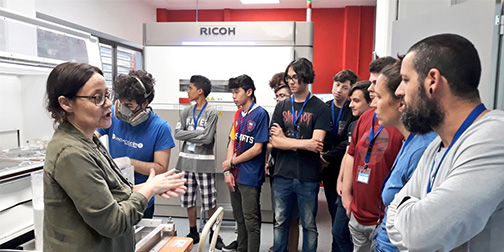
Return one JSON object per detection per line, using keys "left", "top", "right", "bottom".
{"left": 284, "top": 74, "right": 299, "bottom": 83}
{"left": 274, "top": 93, "right": 290, "bottom": 100}
{"left": 74, "top": 90, "right": 114, "bottom": 106}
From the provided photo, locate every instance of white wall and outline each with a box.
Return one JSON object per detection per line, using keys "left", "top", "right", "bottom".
{"left": 34, "top": 0, "right": 157, "bottom": 44}
{"left": 397, "top": 0, "right": 451, "bottom": 20}
{"left": 0, "top": 0, "right": 36, "bottom": 17}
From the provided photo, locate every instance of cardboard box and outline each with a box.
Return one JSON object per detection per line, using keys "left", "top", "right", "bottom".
{"left": 159, "top": 237, "right": 193, "bottom": 252}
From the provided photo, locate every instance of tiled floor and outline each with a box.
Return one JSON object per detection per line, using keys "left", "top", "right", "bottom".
{"left": 155, "top": 188, "right": 333, "bottom": 252}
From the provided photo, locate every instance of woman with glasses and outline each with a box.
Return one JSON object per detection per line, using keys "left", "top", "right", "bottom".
{"left": 43, "top": 62, "right": 187, "bottom": 252}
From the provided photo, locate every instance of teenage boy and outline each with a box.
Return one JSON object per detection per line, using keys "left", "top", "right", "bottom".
{"left": 340, "top": 58, "right": 403, "bottom": 252}
{"left": 174, "top": 75, "right": 223, "bottom": 249}
{"left": 321, "top": 69, "right": 358, "bottom": 252}
{"left": 96, "top": 70, "right": 174, "bottom": 218}
{"left": 222, "top": 74, "right": 269, "bottom": 252}
{"left": 270, "top": 58, "right": 331, "bottom": 252}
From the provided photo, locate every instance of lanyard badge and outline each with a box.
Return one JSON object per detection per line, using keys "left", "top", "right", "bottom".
{"left": 427, "top": 103, "right": 486, "bottom": 193}
{"left": 357, "top": 113, "right": 384, "bottom": 184}
{"left": 291, "top": 92, "right": 311, "bottom": 138}
{"left": 234, "top": 101, "right": 255, "bottom": 153}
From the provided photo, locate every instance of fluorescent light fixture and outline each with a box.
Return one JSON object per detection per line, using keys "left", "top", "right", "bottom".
{"left": 181, "top": 41, "right": 257, "bottom": 46}
{"left": 240, "top": 0, "right": 280, "bottom": 4}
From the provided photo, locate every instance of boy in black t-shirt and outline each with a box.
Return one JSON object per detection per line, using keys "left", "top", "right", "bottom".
{"left": 270, "top": 58, "right": 331, "bottom": 252}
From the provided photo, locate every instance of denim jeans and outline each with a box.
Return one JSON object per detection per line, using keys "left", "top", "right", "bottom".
{"left": 332, "top": 198, "right": 353, "bottom": 252}
{"left": 273, "top": 176, "right": 319, "bottom": 252}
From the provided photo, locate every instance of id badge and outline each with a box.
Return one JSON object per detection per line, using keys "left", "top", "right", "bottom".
{"left": 357, "top": 165, "right": 371, "bottom": 184}
{"left": 188, "top": 144, "right": 196, "bottom": 152}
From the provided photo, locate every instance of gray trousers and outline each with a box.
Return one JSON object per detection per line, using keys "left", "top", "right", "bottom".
{"left": 229, "top": 184, "right": 262, "bottom": 252}
{"left": 348, "top": 212, "right": 376, "bottom": 252}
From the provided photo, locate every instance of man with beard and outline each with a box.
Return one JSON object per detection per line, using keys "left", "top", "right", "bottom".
{"left": 386, "top": 34, "right": 504, "bottom": 251}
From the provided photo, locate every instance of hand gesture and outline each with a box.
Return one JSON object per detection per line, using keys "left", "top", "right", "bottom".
{"left": 146, "top": 168, "right": 187, "bottom": 199}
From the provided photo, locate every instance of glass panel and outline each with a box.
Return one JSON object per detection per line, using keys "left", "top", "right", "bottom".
{"left": 37, "top": 28, "right": 89, "bottom": 63}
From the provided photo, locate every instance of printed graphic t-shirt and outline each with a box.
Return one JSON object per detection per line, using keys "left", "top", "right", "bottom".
{"left": 271, "top": 96, "right": 331, "bottom": 182}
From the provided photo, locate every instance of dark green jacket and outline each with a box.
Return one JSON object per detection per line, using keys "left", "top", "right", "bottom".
{"left": 43, "top": 121, "right": 148, "bottom": 252}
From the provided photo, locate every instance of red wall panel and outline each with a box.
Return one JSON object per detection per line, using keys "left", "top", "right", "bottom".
{"left": 156, "top": 7, "right": 375, "bottom": 93}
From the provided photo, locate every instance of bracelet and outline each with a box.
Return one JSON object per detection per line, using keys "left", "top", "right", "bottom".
{"left": 223, "top": 171, "right": 231, "bottom": 176}
{"left": 230, "top": 157, "right": 234, "bottom": 167}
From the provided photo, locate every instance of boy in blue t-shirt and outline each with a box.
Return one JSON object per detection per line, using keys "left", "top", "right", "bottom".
{"left": 97, "top": 70, "right": 175, "bottom": 218}
{"left": 222, "top": 74, "right": 269, "bottom": 252}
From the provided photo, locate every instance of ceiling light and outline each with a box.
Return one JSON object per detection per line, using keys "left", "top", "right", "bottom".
{"left": 240, "top": 0, "right": 280, "bottom": 4}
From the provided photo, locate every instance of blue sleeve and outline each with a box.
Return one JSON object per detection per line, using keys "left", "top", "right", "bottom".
{"left": 404, "top": 147, "right": 428, "bottom": 182}
{"left": 255, "top": 109, "right": 270, "bottom": 143}
{"left": 154, "top": 120, "right": 176, "bottom": 152}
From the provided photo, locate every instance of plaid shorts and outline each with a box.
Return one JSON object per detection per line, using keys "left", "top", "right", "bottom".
{"left": 180, "top": 171, "right": 217, "bottom": 211}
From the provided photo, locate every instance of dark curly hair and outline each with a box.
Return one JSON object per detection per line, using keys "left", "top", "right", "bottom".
{"left": 113, "top": 70, "right": 155, "bottom": 104}
{"left": 46, "top": 62, "right": 103, "bottom": 123}
{"left": 269, "top": 72, "right": 285, "bottom": 89}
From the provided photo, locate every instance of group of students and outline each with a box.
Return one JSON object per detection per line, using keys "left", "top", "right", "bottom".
{"left": 42, "top": 32, "right": 503, "bottom": 252}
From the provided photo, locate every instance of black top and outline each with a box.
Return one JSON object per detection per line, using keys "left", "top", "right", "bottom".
{"left": 321, "top": 99, "right": 358, "bottom": 184}
{"left": 271, "top": 95, "right": 331, "bottom": 182}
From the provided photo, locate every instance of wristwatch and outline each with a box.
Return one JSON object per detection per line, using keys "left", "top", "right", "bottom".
{"left": 223, "top": 171, "right": 231, "bottom": 176}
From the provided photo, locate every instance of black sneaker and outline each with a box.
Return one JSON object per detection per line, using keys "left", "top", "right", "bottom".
{"left": 187, "top": 232, "right": 200, "bottom": 244}
{"left": 213, "top": 235, "right": 225, "bottom": 250}
{"left": 222, "top": 240, "right": 238, "bottom": 252}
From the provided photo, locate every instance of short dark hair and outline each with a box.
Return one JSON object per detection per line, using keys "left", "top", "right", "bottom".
{"left": 228, "top": 74, "right": 256, "bottom": 102}
{"left": 369, "top": 56, "right": 396, "bottom": 74}
{"left": 408, "top": 33, "right": 481, "bottom": 100}
{"left": 333, "top": 69, "right": 358, "bottom": 85}
{"left": 284, "top": 58, "right": 315, "bottom": 84}
{"left": 269, "top": 72, "right": 285, "bottom": 89}
{"left": 190, "top": 75, "right": 212, "bottom": 97}
{"left": 46, "top": 62, "right": 103, "bottom": 123}
{"left": 349, "top": 80, "right": 372, "bottom": 104}
{"left": 379, "top": 60, "right": 401, "bottom": 100}
{"left": 114, "top": 70, "right": 155, "bottom": 104}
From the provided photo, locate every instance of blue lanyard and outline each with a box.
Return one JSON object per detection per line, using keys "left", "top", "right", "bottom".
{"left": 427, "top": 103, "right": 486, "bottom": 193}
{"left": 331, "top": 100, "right": 348, "bottom": 135}
{"left": 381, "top": 133, "right": 416, "bottom": 192}
{"left": 235, "top": 101, "right": 255, "bottom": 151}
{"left": 192, "top": 101, "right": 208, "bottom": 130}
{"left": 365, "top": 113, "right": 384, "bottom": 164}
{"left": 291, "top": 92, "right": 311, "bottom": 138}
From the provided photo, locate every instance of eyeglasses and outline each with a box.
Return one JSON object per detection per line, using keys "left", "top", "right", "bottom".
{"left": 75, "top": 90, "right": 114, "bottom": 106}
{"left": 284, "top": 75, "right": 299, "bottom": 82}
{"left": 275, "top": 93, "right": 290, "bottom": 100}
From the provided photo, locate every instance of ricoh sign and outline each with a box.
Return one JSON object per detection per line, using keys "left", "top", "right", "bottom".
{"left": 200, "top": 26, "right": 236, "bottom": 36}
